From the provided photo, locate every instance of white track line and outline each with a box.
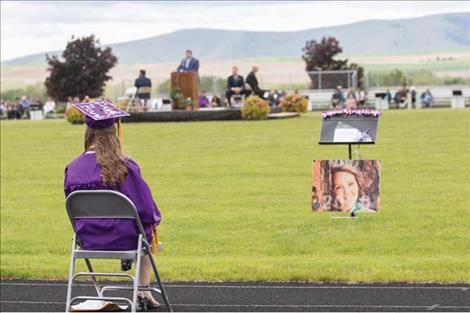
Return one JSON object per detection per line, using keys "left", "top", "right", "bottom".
{"left": 1, "top": 282, "right": 469, "bottom": 290}
{"left": 1, "top": 300, "right": 469, "bottom": 310}
{"left": 165, "top": 284, "right": 470, "bottom": 291}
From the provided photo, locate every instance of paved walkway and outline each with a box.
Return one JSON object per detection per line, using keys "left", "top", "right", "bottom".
{"left": 1, "top": 280, "right": 469, "bottom": 312}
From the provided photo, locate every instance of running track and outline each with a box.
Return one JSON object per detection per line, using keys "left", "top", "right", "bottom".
{"left": 1, "top": 280, "right": 469, "bottom": 312}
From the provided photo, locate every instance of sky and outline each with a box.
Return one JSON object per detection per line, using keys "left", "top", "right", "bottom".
{"left": 1, "top": 1, "right": 469, "bottom": 61}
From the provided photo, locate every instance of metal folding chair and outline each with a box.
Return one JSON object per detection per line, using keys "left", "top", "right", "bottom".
{"left": 230, "top": 94, "right": 245, "bottom": 109}
{"left": 65, "top": 190, "right": 172, "bottom": 312}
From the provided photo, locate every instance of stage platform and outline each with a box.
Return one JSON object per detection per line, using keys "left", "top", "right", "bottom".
{"left": 122, "top": 107, "right": 285, "bottom": 123}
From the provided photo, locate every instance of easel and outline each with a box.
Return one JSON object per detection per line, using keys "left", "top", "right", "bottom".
{"left": 316, "top": 113, "right": 381, "bottom": 220}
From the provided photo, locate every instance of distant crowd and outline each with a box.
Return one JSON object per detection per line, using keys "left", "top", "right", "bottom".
{"left": 330, "top": 84, "right": 434, "bottom": 109}
{"left": 331, "top": 86, "right": 369, "bottom": 109}
{"left": 1, "top": 96, "right": 56, "bottom": 120}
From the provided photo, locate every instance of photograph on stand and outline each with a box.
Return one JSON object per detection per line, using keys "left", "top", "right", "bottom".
{"left": 312, "top": 160, "right": 381, "bottom": 213}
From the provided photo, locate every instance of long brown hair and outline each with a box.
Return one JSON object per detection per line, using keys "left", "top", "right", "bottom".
{"left": 84, "top": 124, "right": 128, "bottom": 187}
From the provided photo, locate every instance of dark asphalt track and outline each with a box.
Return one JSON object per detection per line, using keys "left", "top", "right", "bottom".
{"left": 1, "top": 280, "right": 469, "bottom": 312}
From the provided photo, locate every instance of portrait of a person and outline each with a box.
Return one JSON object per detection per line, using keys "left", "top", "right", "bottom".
{"left": 330, "top": 165, "right": 376, "bottom": 213}
{"left": 311, "top": 160, "right": 380, "bottom": 213}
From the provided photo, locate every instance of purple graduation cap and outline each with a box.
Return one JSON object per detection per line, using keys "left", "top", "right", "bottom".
{"left": 72, "top": 99, "right": 130, "bottom": 129}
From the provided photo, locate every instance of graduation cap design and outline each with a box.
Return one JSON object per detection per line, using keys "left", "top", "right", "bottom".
{"left": 72, "top": 99, "right": 130, "bottom": 129}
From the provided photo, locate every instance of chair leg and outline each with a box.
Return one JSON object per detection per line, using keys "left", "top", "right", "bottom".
{"left": 148, "top": 251, "right": 172, "bottom": 312}
{"left": 132, "top": 235, "right": 143, "bottom": 312}
{"left": 84, "top": 258, "right": 101, "bottom": 296}
{"left": 65, "top": 235, "right": 77, "bottom": 312}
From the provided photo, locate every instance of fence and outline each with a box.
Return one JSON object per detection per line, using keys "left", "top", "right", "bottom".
{"left": 306, "top": 70, "right": 358, "bottom": 90}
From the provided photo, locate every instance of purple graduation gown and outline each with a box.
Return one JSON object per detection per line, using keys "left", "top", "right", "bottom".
{"left": 64, "top": 151, "right": 161, "bottom": 250}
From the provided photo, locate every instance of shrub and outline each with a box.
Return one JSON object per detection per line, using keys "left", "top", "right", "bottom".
{"left": 170, "top": 89, "right": 191, "bottom": 110}
{"left": 241, "top": 96, "right": 270, "bottom": 120}
{"left": 65, "top": 106, "right": 84, "bottom": 124}
{"left": 279, "top": 93, "right": 308, "bottom": 113}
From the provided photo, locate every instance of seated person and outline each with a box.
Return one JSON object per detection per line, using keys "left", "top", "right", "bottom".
{"left": 210, "top": 95, "right": 221, "bottom": 107}
{"left": 267, "top": 89, "right": 282, "bottom": 107}
{"left": 198, "top": 91, "right": 209, "bottom": 108}
{"left": 43, "top": 97, "right": 56, "bottom": 116}
{"left": 394, "top": 89, "right": 407, "bottom": 109}
{"left": 226, "top": 66, "right": 249, "bottom": 107}
{"left": 245, "top": 65, "right": 267, "bottom": 98}
{"left": 64, "top": 101, "right": 161, "bottom": 309}
{"left": 134, "top": 69, "right": 152, "bottom": 110}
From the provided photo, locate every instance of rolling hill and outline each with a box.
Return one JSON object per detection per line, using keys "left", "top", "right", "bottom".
{"left": 2, "top": 12, "right": 469, "bottom": 66}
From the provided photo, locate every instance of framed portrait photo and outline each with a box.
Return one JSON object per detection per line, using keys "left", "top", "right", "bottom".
{"left": 312, "top": 160, "right": 381, "bottom": 213}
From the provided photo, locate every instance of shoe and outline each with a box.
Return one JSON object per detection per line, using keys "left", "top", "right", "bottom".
{"left": 137, "top": 295, "right": 159, "bottom": 311}
{"left": 137, "top": 295, "right": 148, "bottom": 312}
{"left": 121, "top": 259, "right": 133, "bottom": 271}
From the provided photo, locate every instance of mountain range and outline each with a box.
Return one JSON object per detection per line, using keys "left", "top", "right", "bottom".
{"left": 3, "top": 12, "right": 469, "bottom": 66}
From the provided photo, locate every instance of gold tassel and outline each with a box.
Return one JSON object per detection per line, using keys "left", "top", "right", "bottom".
{"left": 117, "top": 118, "right": 122, "bottom": 143}
{"left": 150, "top": 225, "right": 159, "bottom": 255}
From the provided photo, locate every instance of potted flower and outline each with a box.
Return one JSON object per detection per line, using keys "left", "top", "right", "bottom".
{"left": 241, "top": 96, "right": 270, "bottom": 120}
{"left": 184, "top": 97, "right": 193, "bottom": 111}
{"left": 65, "top": 106, "right": 84, "bottom": 124}
{"left": 170, "top": 89, "right": 186, "bottom": 110}
{"left": 279, "top": 93, "right": 308, "bottom": 113}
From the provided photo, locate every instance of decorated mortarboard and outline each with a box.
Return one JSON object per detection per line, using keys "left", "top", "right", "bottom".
{"left": 72, "top": 99, "right": 130, "bottom": 129}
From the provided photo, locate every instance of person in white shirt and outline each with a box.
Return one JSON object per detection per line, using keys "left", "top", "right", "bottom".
{"left": 43, "top": 97, "right": 56, "bottom": 116}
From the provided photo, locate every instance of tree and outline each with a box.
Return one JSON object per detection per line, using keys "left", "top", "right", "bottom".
{"left": 302, "top": 36, "right": 364, "bottom": 89}
{"left": 45, "top": 35, "right": 117, "bottom": 102}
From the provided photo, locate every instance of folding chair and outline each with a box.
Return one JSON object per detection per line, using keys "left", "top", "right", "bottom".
{"left": 65, "top": 190, "right": 172, "bottom": 312}
{"left": 230, "top": 94, "right": 245, "bottom": 109}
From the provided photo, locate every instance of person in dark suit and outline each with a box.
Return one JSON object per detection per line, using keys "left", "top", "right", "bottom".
{"left": 134, "top": 69, "right": 152, "bottom": 110}
{"left": 176, "top": 50, "right": 199, "bottom": 72}
{"left": 225, "top": 66, "right": 249, "bottom": 107}
{"left": 245, "top": 65, "right": 266, "bottom": 98}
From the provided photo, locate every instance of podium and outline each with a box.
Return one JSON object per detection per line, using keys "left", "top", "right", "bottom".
{"left": 171, "top": 72, "right": 199, "bottom": 110}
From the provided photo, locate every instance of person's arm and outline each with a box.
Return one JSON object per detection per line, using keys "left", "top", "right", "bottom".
{"left": 64, "top": 165, "right": 69, "bottom": 197}
{"left": 176, "top": 59, "right": 183, "bottom": 72}
{"left": 194, "top": 59, "right": 199, "bottom": 72}
{"left": 247, "top": 73, "right": 259, "bottom": 94}
{"left": 121, "top": 159, "right": 161, "bottom": 226}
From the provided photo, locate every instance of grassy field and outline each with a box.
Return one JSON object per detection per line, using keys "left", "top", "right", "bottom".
{"left": 1, "top": 109, "right": 469, "bottom": 282}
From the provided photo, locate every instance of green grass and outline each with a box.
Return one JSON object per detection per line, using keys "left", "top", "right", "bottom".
{"left": 1, "top": 109, "right": 470, "bottom": 282}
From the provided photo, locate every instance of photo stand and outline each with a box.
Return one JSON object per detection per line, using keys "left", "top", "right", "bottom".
{"left": 318, "top": 115, "right": 380, "bottom": 219}
{"left": 328, "top": 212, "right": 359, "bottom": 219}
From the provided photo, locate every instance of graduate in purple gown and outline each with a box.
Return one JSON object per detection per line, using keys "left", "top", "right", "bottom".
{"left": 64, "top": 99, "right": 160, "bottom": 308}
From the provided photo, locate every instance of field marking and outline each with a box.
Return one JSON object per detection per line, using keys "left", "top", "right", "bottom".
{"left": 1, "top": 281, "right": 469, "bottom": 291}
{"left": 1, "top": 300, "right": 469, "bottom": 310}
{"left": 164, "top": 284, "right": 470, "bottom": 291}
